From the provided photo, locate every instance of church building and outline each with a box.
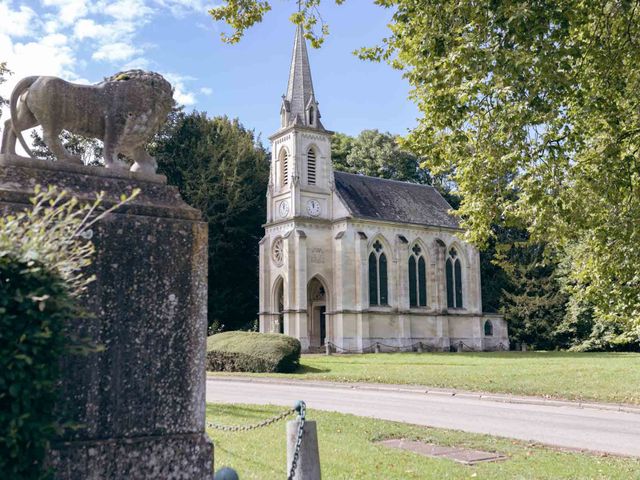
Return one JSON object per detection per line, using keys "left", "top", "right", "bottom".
{"left": 258, "top": 26, "right": 509, "bottom": 352}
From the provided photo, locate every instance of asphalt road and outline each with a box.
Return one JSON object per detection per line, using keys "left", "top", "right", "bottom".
{"left": 206, "top": 377, "right": 640, "bottom": 457}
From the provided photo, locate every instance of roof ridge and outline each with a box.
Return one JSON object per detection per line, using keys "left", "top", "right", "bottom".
{"left": 333, "top": 170, "right": 437, "bottom": 189}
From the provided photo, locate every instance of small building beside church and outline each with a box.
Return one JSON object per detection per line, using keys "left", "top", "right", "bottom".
{"left": 258, "top": 26, "right": 509, "bottom": 352}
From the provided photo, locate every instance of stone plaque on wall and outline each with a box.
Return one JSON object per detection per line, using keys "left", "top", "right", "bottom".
{"left": 310, "top": 247, "right": 324, "bottom": 264}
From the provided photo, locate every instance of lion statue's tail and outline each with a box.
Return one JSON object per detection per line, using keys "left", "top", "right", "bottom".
{"left": 9, "top": 76, "right": 39, "bottom": 158}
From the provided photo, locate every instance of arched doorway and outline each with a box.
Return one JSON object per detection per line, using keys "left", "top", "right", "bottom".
{"left": 307, "top": 277, "right": 328, "bottom": 348}
{"left": 274, "top": 277, "right": 284, "bottom": 334}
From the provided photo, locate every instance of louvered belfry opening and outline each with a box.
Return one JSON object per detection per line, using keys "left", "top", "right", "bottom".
{"left": 307, "top": 147, "right": 316, "bottom": 185}
{"left": 281, "top": 149, "right": 289, "bottom": 186}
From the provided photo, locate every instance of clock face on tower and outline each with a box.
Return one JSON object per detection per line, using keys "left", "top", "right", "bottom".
{"left": 278, "top": 200, "right": 290, "bottom": 218}
{"left": 306, "top": 199, "right": 321, "bottom": 217}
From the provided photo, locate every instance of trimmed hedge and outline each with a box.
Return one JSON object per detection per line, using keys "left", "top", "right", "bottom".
{"left": 207, "top": 331, "right": 301, "bottom": 373}
{"left": 0, "top": 255, "right": 75, "bottom": 479}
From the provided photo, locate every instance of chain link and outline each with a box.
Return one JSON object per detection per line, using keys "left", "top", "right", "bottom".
{"left": 288, "top": 400, "right": 306, "bottom": 480}
{"left": 207, "top": 406, "right": 296, "bottom": 432}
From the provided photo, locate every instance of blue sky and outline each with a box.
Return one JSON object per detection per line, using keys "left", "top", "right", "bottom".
{"left": 0, "top": 0, "right": 419, "bottom": 142}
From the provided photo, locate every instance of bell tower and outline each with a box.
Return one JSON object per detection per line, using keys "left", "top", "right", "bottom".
{"left": 267, "top": 25, "right": 333, "bottom": 225}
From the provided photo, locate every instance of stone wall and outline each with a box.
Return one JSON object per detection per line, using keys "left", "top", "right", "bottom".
{"left": 0, "top": 156, "right": 214, "bottom": 479}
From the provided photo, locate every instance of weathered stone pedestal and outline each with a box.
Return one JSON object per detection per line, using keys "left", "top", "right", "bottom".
{"left": 0, "top": 156, "right": 214, "bottom": 479}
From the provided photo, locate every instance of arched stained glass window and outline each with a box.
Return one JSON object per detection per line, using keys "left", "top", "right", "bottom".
{"left": 409, "top": 244, "right": 427, "bottom": 307}
{"left": 446, "top": 248, "right": 463, "bottom": 309}
{"left": 369, "top": 240, "right": 389, "bottom": 306}
{"left": 446, "top": 259, "right": 454, "bottom": 308}
{"left": 418, "top": 256, "right": 427, "bottom": 306}
{"left": 408, "top": 256, "right": 417, "bottom": 307}
{"left": 379, "top": 253, "right": 388, "bottom": 305}
{"left": 369, "top": 252, "right": 378, "bottom": 305}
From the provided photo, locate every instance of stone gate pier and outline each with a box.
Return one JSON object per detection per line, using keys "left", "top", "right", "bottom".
{"left": 0, "top": 156, "right": 214, "bottom": 479}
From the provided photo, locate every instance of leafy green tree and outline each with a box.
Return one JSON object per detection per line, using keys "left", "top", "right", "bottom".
{"left": 0, "top": 62, "right": 10, "bottom": 115}
{"left": 211, "top": 0, "right": 640, "bottom": 338}
{"left": 152, "top": 112, "right": 270, "bottom": 331}
{"left": 498, "top": 242, "right": 568, "bottom": 350}
{"left": 333, "top": 129, "right": 431, "bottom": 183}
{"left": 31, "top": 130, "right": 103, "bottom": 165}
{"left": 330, "top": 132, "right": 355, "bottom": 172}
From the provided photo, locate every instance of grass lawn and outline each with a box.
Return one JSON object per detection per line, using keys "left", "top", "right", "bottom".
{"left": 207, "top": 403, "right": 640, "bottom": 479}
{"left": 210, "top": 352, "right": 640, "bottom": 405}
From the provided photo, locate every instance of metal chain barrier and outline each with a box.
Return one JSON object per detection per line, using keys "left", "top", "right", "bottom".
{"left": 288, "top": 400, "right": 306, "bottom": 480}
{"left": 207, "top": 406, "right": 296, "bottom": 432}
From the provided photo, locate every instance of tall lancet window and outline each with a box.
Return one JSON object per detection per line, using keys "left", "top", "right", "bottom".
{"left": 279, "top": 148, "right": 289, "bottom": 187}
{"left": 307, "top": 147, "right": 316, "bottom": 185}
{"left": 308, "top": 105, "right": 315, "bottom": 125}
{"left": 408, "top": 244, "right": 427, "bottom": 307}
{"left": 369, "top": 240, "right": 388, "bottom": 306}
{"left": 446, "top": 247, "right": 463, "bottom": 308}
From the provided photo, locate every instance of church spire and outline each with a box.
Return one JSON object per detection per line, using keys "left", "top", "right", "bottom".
{"left": 280, "top": 24, "right": 324, "bottom": 130}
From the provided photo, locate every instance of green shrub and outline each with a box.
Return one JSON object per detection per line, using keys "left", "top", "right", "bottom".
{"left": 0, "top": 256, "right": 76, "bottom": 479}
{"left": 0, "top": 186, "right": 137, "bottom": 479}
{"left": 207, "top": 331, "right": 301, "bottom": 373}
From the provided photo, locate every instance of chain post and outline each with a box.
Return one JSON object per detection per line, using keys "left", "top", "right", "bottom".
{"left": 288, "top": 401, "right": 306, "bottom": 480}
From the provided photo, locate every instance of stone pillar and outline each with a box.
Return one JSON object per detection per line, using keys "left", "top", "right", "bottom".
{"left": 0, "top": 157, "right": 214, "bottom": 479}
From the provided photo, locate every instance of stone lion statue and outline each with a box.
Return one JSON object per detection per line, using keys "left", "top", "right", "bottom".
{"left": 0, "top": 70, "right": 173, "bottom": 175}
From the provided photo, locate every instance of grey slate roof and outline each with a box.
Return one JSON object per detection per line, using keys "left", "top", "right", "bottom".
{"left": 334, "top": 171, "right": 460, "bottom": 229}
{"left": 282, "top": 25, "right": 325, "bottom": 130}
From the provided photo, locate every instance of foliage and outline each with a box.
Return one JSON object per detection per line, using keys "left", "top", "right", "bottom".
{"left": 331, "top": 129, "right": 430, "bottom": 183}
{"left": 0, "top": 187, "right": 135, "bottom": 478}
{"left": 363, "top": 0, "right": 640, "bottom": 334}
{"left": 206, "top": 331, "right": 301, "bottom": 372}
{"left": 0, "top": 257, "right": 75, "bottom": 479}
{"left": 0, "top": 62, "right": 10, "bottom": 118}
{"left": 208, "top": 403, "right": 640, "bottom": 479}
{"left": 209, "top": 0, "right": 346, "bottom": 48}
{"left": 0, "top": 186, "right": 138, "bottom": 296}
{"left": 30, "top": 131, "right": 103, "bottom": 166}
{"left": 152, "top": 111, "right": 270, "bottom": 331}
{"left": 330, "top": 132, "right": 354, "bottom": 170}
{"left": 498, "top": 243, "right": 568, "bottom": 350}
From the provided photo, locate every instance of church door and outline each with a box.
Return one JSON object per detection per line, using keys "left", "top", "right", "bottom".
{"left": 307, "top": 277, "right": 328, "bottom": 348}
{"left": 319, "top": 306, "right": 326, "bottom": 346}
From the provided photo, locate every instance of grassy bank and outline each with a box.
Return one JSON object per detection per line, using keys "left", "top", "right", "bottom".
{"left": 209, "top": 352, "right": 640, "bottom": 404}
{"left": 207, "top": 403, "right": 640, "bottom": 479}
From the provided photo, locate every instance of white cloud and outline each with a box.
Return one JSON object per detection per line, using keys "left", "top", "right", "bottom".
{"left": 122, "top": 57, "right": 152, "bottom": 70}
{"left": 200, "top": 87, "right": 212, "bottom": 95}
{"left": 74, "top": 19, "right": 111, "bottom": 40}
{"left": 0, "top": 30, "right": 79, "bottom": 153}
{"left": 92, "top": 42, "right": 142, "bottom": 62}
{"left": 164, "top": 72, "right": 196, "bottom": 106}
{"left": 0, "top": 2, "right": 37, "bottom": 37}
{"left": 42, "top": 0, "right": 89, "bottom": 26}
{"left": 101, "top": 0, "right": 152, "bottom": 20}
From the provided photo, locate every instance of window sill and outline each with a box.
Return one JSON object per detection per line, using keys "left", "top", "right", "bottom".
{"left": 368, "top": 305, "right": 392, "bottom": 311}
